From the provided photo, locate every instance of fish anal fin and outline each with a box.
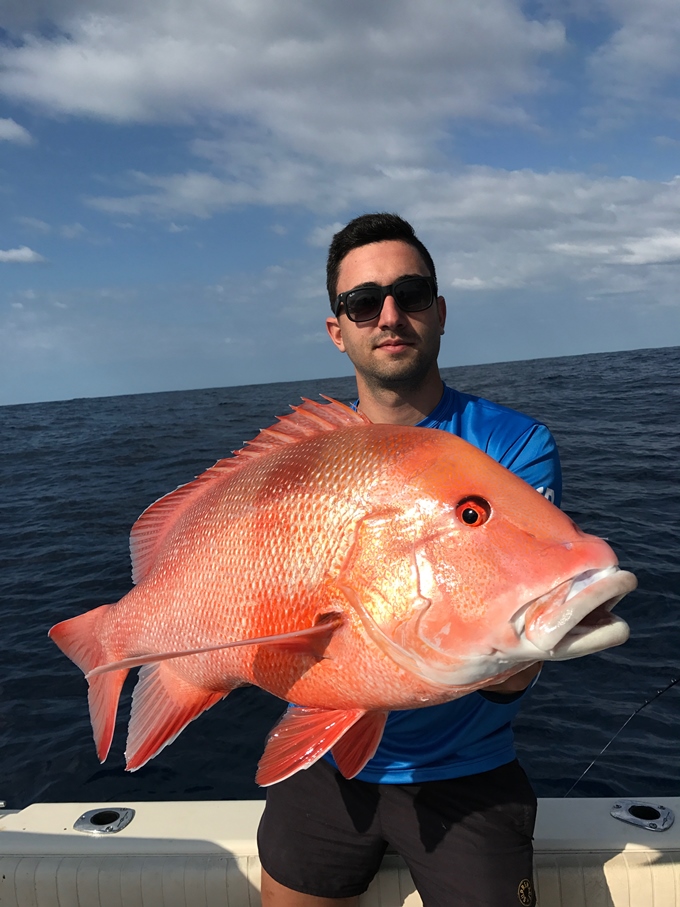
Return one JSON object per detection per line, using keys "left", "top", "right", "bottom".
{"left": 331, "top": 710, "right": 389, "bottom": 779}
{"left": 125, "top": 663, "right": 228, "bottom": 771}
{"left": 130, "top": 398, "right": 366, "bottom": 584}
{"left": 256, "top": 706, "right": 365, "bottom": 787}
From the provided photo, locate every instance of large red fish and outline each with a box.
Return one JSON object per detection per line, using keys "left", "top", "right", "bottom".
{"left": 50, "top": 398, "right": 636, "bottom": 785}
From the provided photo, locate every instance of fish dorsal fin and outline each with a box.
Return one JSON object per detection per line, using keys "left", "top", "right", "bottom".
{"left": 233, "top": 395, "right": 367, "bottom": 461}
{"left": 130, "top": 397, "right": 367, "bottom": 584}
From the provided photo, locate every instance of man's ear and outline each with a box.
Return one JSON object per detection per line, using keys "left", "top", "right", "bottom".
{"left": 437, "top": 296, "right": 446, "bottom": 334}
{"left": 326, "top": 316, "right": 346, "bottom": 353}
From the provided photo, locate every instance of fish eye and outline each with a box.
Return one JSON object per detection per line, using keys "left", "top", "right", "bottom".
{"left": 455, "top": 497, "right": 490, "bottom": 527}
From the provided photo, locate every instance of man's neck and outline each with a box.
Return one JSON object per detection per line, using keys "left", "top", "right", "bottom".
{"left": 355, "top": 373, "right": 444, "bottom": 425}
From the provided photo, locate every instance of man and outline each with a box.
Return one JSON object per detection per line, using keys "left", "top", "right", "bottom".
{"left": 258, "top": 213, "right": 561, "bottom": 907}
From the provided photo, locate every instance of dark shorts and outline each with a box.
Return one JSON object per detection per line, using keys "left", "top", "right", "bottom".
{"left": 257, "top": 758, "right": 537, "bottom": 907}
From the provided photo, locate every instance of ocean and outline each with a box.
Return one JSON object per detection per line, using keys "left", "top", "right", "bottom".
{"left": 1, "top": 346, "right": 678, "bottom": 810}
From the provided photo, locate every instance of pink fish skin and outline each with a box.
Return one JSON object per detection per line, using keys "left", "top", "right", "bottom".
{"left": 49, "top": 397, "right": 636, "bottom": 785}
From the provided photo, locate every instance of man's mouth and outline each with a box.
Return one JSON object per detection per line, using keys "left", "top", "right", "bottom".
{"left": 375, "top": 337, "right": 415, "bottom": 351}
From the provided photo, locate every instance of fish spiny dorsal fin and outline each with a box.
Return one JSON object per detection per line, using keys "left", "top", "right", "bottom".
{"left": 130, "top": 397, "right": 366, "bottom": 584}
{"left": 234, "top": 396, "right": 367, "bottom": 459}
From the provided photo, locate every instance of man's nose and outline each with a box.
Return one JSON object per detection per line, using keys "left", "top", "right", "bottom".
{"left": 377, "top": 294, "right": 404, "bottom": 328}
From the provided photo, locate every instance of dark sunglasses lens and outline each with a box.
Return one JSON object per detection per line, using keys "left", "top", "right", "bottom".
{"left": 342, "top": 278, "right": 433, "bottom": 321}
{"left": 394, "top": 278, "right": 433, "bottom": 311}
{"left": 346, "top": 289, "right": 383, "bottom": 322}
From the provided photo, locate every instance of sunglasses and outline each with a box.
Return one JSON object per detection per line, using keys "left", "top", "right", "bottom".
{"left": 332, "top": 276, "right": 437, "bottom": 323}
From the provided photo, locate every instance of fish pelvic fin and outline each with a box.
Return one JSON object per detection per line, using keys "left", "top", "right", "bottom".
{"left": 125, "top": 663, "right": 227, "bottom": 771}
{"left": 49, "top": 604, "right": 124, "bottom": 762}
{"left": 256, "top": 706, "right": 369, "bottom": 787}
{"left": 129, "top": 397, "right": 367, "bottom": 584}
{"left": 331, "top": 710, "right": 389, "bottom": 779}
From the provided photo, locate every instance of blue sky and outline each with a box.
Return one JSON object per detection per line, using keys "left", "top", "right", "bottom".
{"left": 1, "top": 0, "right": 680, "bottom": 406}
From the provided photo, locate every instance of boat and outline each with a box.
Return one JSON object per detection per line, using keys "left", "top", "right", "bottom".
{"left": 1, "top": 796, "right": 678, "bottom": 905}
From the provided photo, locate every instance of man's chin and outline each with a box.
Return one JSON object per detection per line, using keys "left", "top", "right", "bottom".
{"left": 364, "top": 357, "right": 432, "bottom": 389}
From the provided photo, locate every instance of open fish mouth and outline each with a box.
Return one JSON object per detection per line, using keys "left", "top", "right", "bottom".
{"left": 521, "top": 566, "right": 637, "bottom": 659}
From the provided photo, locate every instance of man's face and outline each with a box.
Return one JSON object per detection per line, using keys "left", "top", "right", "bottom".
{"left": 326, "top": 240, "right": 446, "bottom": 392}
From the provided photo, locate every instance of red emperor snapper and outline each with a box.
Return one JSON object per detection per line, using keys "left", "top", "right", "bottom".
{"left": 49, "top": 397, "right": 636, "bottom": 785}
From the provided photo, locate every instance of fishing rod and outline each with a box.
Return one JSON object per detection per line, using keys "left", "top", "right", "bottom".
{"left": 563, "top": 675, "right": 680, "bottom": 798}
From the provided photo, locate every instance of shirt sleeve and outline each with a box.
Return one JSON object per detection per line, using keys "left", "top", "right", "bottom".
{"left": 492, "top": 422, "right": 562, "bottom": 508}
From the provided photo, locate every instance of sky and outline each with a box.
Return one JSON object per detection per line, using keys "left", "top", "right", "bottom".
{"left": 1, "top": 0, "right": 680, "bottom": 406}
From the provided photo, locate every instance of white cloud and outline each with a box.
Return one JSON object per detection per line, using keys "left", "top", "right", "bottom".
{"left": 9, "top": 0, "right": 676, "bottom": 239}
{"left": 654, "top": 135, "right": 680, "bottom": 148}
{"left": 614, "top": 231, "right": 680, "bottom": 265}
{"left": 409, "top": 170, "right": 680, "bottom": 300}
{"left": 7, "top": 0, "right": 678, "bottom": 161}
{"left": 0, "top": 2, "right": 564, "bottom": 157}
{"left": 308, "top": 223, "right": 345, "bottom": 248}
{"left": 59, "top": 222, "right": 85, "bottom": 239}
{"left": 0, "top": 245, "right": 46, "bottom": 263}
{"left": 18, "top": 216, "right": 51, "bottom": 232}
{"left": 84, "top": 162, "right": 680, "bottom": 307}
{"left": 586, "top": 0, "right": 680, "bottom": 121}
{"left": 0, "top": 117, "right": 33, "bottom": 144}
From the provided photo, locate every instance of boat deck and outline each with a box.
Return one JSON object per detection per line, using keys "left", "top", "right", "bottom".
{"left": 1, "top": 797, "right": 679, "bottom": 905}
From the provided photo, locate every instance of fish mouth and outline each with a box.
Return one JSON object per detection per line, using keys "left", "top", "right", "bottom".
{"left": 519, "top": 565, "right": 636, "bottom": 659}
{"left": 343, "top": 562, "right": 636, "bottom": 691}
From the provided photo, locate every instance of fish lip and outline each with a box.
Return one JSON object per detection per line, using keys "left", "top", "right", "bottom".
{"left": 522, "top": 566, "right": 637, "bottom": 658}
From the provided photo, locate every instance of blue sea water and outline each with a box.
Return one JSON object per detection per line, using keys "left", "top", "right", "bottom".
{"left": 0, "top": 346, "right": 678, "bottom": 809}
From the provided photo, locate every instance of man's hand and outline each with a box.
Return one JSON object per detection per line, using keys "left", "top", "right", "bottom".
{"left": 484, "top": 663, "right": 542, "bottom": 694}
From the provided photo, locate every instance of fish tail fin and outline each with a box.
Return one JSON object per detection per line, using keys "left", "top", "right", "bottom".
{"left": 49, "top": 604, "right": 127, "bottom": 762}
{"left": 125, "top": 663, "right": 227, "bottom": 771}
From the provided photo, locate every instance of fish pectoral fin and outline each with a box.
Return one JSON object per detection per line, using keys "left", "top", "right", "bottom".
{"left": 259, "top": 611, "right": 343, "bottom": 658}
{"left": 255, "top": 706, "right": 367, "bottom": 787}
{"left": 125, "top": 663, "right": 227, "bottom": 772}
{"left": 86, "top": 614, "right": 344, "bottom": 679}
{"left": 331, "top": 710, "right": 389, "bottom": 779}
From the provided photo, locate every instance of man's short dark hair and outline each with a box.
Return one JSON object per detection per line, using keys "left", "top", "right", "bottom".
{"left": 326, "top": 212, "right": 438, "bottom": 306}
